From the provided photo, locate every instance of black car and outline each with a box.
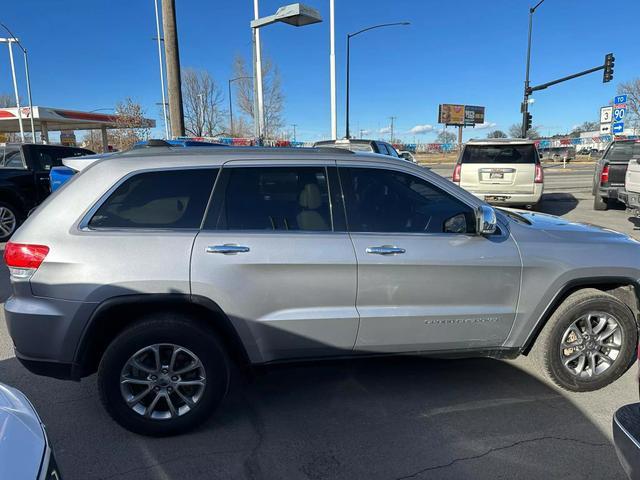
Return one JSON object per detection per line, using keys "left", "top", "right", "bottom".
{"left": 0, "top": 143, "right": 94, "bottom": 240}
{"left": 313, "top": 138, "right": 401, "bottom": 157}
{"left": 592, "top": 139, "right": 640, "bottom": 211}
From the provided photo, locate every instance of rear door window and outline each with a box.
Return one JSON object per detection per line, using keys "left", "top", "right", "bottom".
{"left": 461, "top": 145, "right": 537, "bottom": 164}
{"left": 88, "top": 169, "right": 218, "bottom": 229}
{"left": 2, "top": 147, "right": 24, "bottom": 168}
{"left": 603, "top": 142, "right": 640, "bottom": 163}
{"left": 206, "top": 166, "right": 333, "bottom": 231}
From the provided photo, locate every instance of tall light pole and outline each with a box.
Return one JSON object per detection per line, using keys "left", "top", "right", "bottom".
{"left": 389, "top": 116, "right": 396, "bottom": 142}
{"left": 345, "top": 22, "right": 409, "bottom": 139}
{"left": 228, "top": 76, "right": 252, "bottom": 137}
{"left": 521, "top": 0, "right": 546, "bottom": 138}
{"left": 0, "top": 23, "right": 36, "bottom": 142}
{"left": 292, "top": 123, "right": 298, "bottom": 141}
{"left": 153, "top": 0, "right": 170, "bottom": 139}
{"left": 1, "top": 39, "right": 24, "bottom": 142}
{"left": 251, "top": 3, "right": 322, "bottom": 141}
{"left": 329, "top": 0, "right": 337, "bottom": 139}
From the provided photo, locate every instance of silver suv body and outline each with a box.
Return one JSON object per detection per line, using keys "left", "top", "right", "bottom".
{"left": 5, "top": 146, "right": 640, "bottom": 435}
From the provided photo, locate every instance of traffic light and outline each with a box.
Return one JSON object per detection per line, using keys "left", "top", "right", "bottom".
{"left": 603, "top": 53, "right": 615, "bottom": 83}
{"left": 525, "top": 112, "right": 533, "bottom": 133}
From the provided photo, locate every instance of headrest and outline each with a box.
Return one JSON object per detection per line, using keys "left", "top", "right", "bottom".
{"left": 299, "top": 183, "right": 322, "bottom": 209}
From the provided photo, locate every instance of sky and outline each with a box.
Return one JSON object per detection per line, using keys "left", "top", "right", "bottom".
{"left": 0, "top": 0, "right": 638, "bottom": 143}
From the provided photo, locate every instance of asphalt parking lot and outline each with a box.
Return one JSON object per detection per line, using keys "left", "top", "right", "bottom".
{"left": 0, "top": 161, "right": 638, "bottom": 480}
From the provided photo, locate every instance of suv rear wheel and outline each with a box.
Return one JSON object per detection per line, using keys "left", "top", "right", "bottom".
{"left": 98, "top": 313, "right": 230, "bottom": 436}
{"left": 0, "top": 201, "right": 20, "bottom": 241}
{"left": 532, "top": 288, "right": 637, "bottom": 392}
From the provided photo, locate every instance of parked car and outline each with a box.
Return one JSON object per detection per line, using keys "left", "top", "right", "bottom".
{"left": 0, "top": 143, "right": 94, "bottom": 240}
{"left": 314, "top": 138, "right": 400, "bottom": 157}
{"left": 621, "top": 157, "right": 640, "bottom": 215}
{"left": 613, "top": 344, "right": 640, "bottom": 479}
{"left": 5, "top": 146, "right": 640, "bottom": 436}
{"left": 453, "top": 139, "right": 543, "bottom": 207}
{"left": 0, "top": 382, "right": 61, "bottom": 479}
{"left": 592, "top": 139, "right": 640, "bottom": 210}
{"left": 398, "top": 150, "right": 417, "bottom": 163}
{"left": 50, "top": 139, "right": 227, "bottom": 193}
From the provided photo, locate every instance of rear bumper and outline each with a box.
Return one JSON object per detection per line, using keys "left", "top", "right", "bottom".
{"left": 613, "top": 403, "right": 640, "bottom": 479}
{"left": 598, "top": 186, "right": 625, "bottom": 201}
{"left": 466, "top": 186, "right": 543, "bottom": 206}
{"left": 4, "top": 295, "right": 96, "bottom": 380}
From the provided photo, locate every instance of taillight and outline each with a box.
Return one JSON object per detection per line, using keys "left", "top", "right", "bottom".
{"left": 4, "top": 242, "right": 49, "bottom": 279}
{"left": 453, "top": 163, "right": 461, "bottom": 183}
{"left": 534, "top": 163, "right": 544, "bottom": 183}
{"left": 600, "top": 165, "right": 610, "bottom": 184}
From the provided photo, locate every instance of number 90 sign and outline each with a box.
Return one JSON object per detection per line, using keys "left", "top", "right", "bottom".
{"left": 614, "top": 108, "right": 626, "bottom": 122}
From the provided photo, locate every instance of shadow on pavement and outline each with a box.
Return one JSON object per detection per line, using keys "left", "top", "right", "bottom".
{"left": 536, "top": 193, "right": 579, "bottom": 216}
{"left": 0, "top": 354, "right": 625, "bottom": 480}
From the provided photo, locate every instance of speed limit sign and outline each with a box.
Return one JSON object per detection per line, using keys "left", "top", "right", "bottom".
{"left": 600, "top": 106, "right": 613, "bottom": 124}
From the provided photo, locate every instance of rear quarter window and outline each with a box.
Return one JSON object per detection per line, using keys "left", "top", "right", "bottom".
{"left": 461, "top": 145, "right": 537, "bottom": 164}
{"left": 604, "top": 143, "right": 640, "bottom": 163}
{"left": 88, "top": 169, "right": 218, "bottom": 229}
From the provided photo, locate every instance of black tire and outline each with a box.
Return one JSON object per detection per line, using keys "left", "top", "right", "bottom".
{"left": 593, "top": 194, "right": 609, "bottom": 211}
{"left": 98, "top": 313, "right": 230, "bottom": 436}
{"left": 0, "top": 201, "right": 20, "bottom": 242}
{"left": 531, "top": 288, "right": 638, "bottom": 392}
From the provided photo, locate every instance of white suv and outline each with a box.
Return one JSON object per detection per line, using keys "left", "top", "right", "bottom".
{"left": 453, "top": 139, "right": 544, "bottom": 207}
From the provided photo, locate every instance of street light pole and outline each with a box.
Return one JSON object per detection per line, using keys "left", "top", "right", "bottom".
{"left": 522, "top": 0, "right": 545, "bottom": 138}
{"left": 21, "top": 49, "right": 35, "bottom": 141}
{"left": 253, "top": 0, "right": 265, "bottom": 141}
{"left": 329, "top": 0, "right": 337, "bottom": 140}
{"left": 6, "top": 40, "right": 24, "bottom": 142}
{"left": 345, "top": 22, "right": 409, "bottom": 139}
{"left": 153, "top": 0, "right": 170, "bottom": 139}
{"left": 250, "top": 3, "right": 322, "bottom": 142}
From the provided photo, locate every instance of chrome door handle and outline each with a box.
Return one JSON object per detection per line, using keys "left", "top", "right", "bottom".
{"left": 365, "top": 245, "right": 406, "bottom": 255}
{"left": 206, "top": 244, "right": 250, "bottom": 254}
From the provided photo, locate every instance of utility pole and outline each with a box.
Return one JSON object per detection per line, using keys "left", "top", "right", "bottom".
{"left": 154, "top": 0, "right": 169, "bottom": 139}
{"left": 389, "top": 116, "right": 396, "bottom": 142}
{"left": 162, "top": 0, "right": 184, "bottom": 138}
{"left": 292, "top": 123, "right": 298, "bottom": 142}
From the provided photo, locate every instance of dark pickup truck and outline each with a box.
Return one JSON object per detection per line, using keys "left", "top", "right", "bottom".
{"left": 592, "top": 139, "right": 640, "bottom": 210}
{"left": 0, "top": 143, "right": 94, "bottom": 240}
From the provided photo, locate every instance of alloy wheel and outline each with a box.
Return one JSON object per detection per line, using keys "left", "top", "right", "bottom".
{"left": 0, "top": 206, "right": 17, "bottom": 238}
{"left": 120, "top": 343, "right": 206, "bottom": 420}
{"left": 559, "top": 311, "right": 622, "bottom": 379}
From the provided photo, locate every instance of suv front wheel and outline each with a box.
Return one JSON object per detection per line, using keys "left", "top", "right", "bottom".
{"left": 532, "top": 288, "right": 637, "bottom": 392}
{"left": 98, "top": 313, "right": 230, "bottom": 436}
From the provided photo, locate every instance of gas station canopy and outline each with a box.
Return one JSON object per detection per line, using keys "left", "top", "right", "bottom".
{"left": 0, "top": 106, "right": 156, "bottom": 150}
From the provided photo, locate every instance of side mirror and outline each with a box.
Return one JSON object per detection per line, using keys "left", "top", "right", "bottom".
{"left": 476, "top": 205, "right": 497, "bottom": 235}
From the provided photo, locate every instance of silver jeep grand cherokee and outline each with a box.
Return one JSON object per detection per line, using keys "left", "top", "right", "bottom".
{"left": 4, "top": 145, "right": 640, "bottom": 436}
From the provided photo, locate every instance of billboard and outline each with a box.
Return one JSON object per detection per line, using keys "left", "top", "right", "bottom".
{"left": 438, "top": 104, "right": 485, "bottom": 126}
{"left": 464, "top": 106, "right": 485, "bottom": 126}
{"left": 438, "top": 104, "right": 465, "bottom": 125}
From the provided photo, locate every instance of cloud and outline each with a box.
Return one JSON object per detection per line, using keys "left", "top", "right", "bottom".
{"left": 408, "top": 124, "right": 434, "bottom": 135}
{"left": 474, "top": 122, "right": 497, "bottom": 130}
{"left": 379, "top": 126, "right": 392, "bottom": 134}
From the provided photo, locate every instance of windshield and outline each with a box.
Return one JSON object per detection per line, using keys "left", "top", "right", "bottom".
{"left": 461, "top": 144, "right": 537, "bottom": 164}
{"left": 603, "top": 142, "right": 640, "bottom": 163}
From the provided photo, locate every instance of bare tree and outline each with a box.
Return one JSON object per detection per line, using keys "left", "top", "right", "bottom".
{"left": 436, "top": 131, "right": 456, "bottom": 144}
{"left": 618, "top": 79, "right": 640, "bottom": 129}
{"left": 487, "top": 130, "right": 507, "bottom": 138}
{"left": 232, "top": 55, "right": 285, "bottom": 139}
{"left": 182, "top": 68, "right": 225, "bottom": 137}
{"left": 508, "top": 123, "right": 540, "bottom": 139}
{"left": 82, "top": 98, "right": 150, "bottom": 152}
